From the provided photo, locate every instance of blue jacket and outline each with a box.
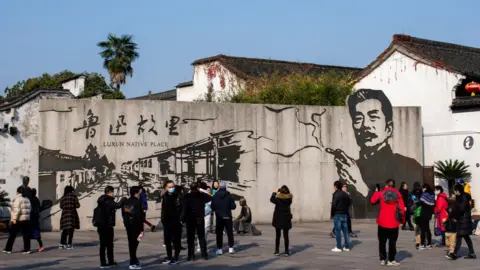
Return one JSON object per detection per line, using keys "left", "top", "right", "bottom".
{"left": 140, "top": 191, "right": 148, "bottom": 211}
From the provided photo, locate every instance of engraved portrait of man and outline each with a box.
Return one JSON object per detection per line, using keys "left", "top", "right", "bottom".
{"left": 327, "top": 89, "right": 423, "bottom": 218}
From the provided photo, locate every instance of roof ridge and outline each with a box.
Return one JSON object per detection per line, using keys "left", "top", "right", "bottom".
{"left": 192, "top": 54, "right": 362, "bottom": 70}
{"left": 393, "top": 34, "right": 480, "bottom": 55}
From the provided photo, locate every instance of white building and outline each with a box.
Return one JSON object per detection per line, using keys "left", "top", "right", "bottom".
{"left": 132, "top": 55, "right": 362, "bottom": 102}
{"left": 61, "top": 74, "right": 86, "bottom": 97}
{"left": 355, "top": 34, "right": 480, "bottom": 197}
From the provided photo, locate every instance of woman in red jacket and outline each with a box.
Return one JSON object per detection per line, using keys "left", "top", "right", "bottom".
{"left": 370, "top": 179, "right": 405, "bottom": 266}
{"left": 434, "top": 186, "right": 448, "bottom": 247}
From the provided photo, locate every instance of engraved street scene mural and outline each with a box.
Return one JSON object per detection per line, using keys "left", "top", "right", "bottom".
{"left": 38, "top": 90, "right": 423, "bottom": 230}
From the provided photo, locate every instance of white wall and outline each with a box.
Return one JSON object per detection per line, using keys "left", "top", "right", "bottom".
{"left": 355, "top": 50, "right": 480, "bottom": 199}
{"left": 177, "top": 61, "right": 244, "bottom": 101}
{"left": 62, "top": 76, "right": 86, "bottom": 97}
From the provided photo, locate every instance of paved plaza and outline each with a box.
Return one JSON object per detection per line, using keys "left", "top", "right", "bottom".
{"left": 1, "top": 221, "right": 479, "bottom": 269}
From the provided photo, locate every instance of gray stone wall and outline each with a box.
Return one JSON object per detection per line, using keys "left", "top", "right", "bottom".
{"left": 38, "top": 90, "right": 423, "bottom": 231}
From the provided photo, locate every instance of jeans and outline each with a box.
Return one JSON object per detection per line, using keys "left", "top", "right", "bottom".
{"left": 98, "top": 227, "right": 114, "bottom": 265}
{"left": 4, "top": 221, "right": 31, "bottom": 252}
{"left": 60, "top": 229, "right": 74, "bottom": 245}
{"left": 378, "top": 225, "right": 399, "bottom": 262}
{"left": 187, "top": 218, "right": 207, "bottom": 257}
{"left": 441, "top": 231, "right": 446, "bottom": 245}
{"left": 126, "top": 227, "right": 141, "bottom": 265}
{"left": 216, "top": 217, "right": 234, "bottom": 249}
{"left": 275, "top": 228, "right": 289, "bottom": 253}
{"left": 163, "top": 221, "right": 182, "bottom": 260}
{"left": 403, "top": 210, "right": 413, "bottom": 228}
{"left": 454, "top": 234, "right": 475, "bottom": 255}
{"left": 332, "top": 212, "right": 352, "bottom": 234}
{"left": 333, "top": 214, "right": 350, "bottom": 249}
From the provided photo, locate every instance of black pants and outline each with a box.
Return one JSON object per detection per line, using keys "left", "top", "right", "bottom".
{"left": 275, "top": 228, "right": 289, "bottom": 253}
{"left": 98, "top": 227, "right": 114, "bottom": 265}
{"left": 378, "top": 226, "right": 399, "bottom": 262}
{"left": 418, "top": 219, "right": 432, "bottom": 246}
{"left": 403, "top": 210, "right": 413, "bottom": 228}
{"left": 36, "top": 238, "right": 43, "bottom": 248}
{"left": 332, "top": 213, "right": 352, "bottom": 234}
{"left": 454, "top": 234, "right": 475, "bottom": 255}
{"left": 4, "top": 221, "right": 31, "bottom": 252}
{"left": 126, "top": 227, "right": 141, "bottom": 265}
{"left": 60, "top": 228, "right": 74, "bottom": 245}
{"left": 187, "top": 218, "right": 207, "bottom": 256}
{"left": 163, "top": 221, "right": 182, "bottom": 260}
{"left": 216, "top": 217, "right": 234, "bottom": 249}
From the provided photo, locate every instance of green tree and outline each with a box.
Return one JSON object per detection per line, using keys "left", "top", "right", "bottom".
{"left": 212, "top": 72, "right": 355, "bottom": 105}
{"left": 434, "top": 159, "right": 471, "bottom": 194}
{"left": 4, "top": 71, "right": 125, "bottom": 99}
{"left": 4, "top": 70, "right": 75, "bottom": 98}
{"left": 97, "top": 34, "right": 139, "bottom": 93}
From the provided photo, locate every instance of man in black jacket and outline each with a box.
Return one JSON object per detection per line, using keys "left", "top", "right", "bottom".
{"left": 96, "top": 186, "right": 126, "bottom": 268}
{"left": 182, "top": 182, "right": 212, "bottom": 260}
{"left": 331, "top": 181, "right": 351, "bottom": 252}
{"left": 121, "top": 186, "right": 144, "bottom": 269}
{"left": 211, "top": 181, "right": 236, "bottom": 255}
{"left": 161, "top": 180, "right": 183, "bottom": 265}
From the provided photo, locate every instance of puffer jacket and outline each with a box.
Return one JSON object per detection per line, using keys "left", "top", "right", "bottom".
{"left": 370, "top": 187, "right": 405, "bottom": 228}
{"left": 11, "top": 194, "right": 31, "bottom": 223}
{"left": 434, "top": 192, "right": 448, "bottom": 231}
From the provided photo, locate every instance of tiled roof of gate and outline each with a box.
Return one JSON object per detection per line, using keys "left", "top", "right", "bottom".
{"left": 192, "top": 54, "right": 362, "bottom": 79}
{"left": 357, "top": 34, "right": 480, "bottom": 80}
{"left": 129, "top": 89, "right": 176, "bottom": 101}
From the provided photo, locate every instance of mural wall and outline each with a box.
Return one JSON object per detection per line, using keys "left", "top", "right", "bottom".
{"left": 38, "top": 89, "right": 423, "bottom": 230}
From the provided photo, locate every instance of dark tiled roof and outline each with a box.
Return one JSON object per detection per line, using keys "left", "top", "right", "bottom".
{"left": 451, "top": 96, "right": 480, "bottom": 110}
{"left": 357, "top": 34, "right": 480, "bottom": 81}
{"left": 192, "top": 54, "right": 362, "bottom": 79}
{"left": 0, "top": 89, "right": 74, "bottom": 111}
{"left": 176, "top": 81, "right": 193, "bottom": 88}
{"left": 129, "top": 89, "right": 176, "bottom": 101}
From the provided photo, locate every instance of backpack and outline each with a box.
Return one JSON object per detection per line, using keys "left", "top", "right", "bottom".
{"left": 383, "top": 190, "right": 402, "bottom": 223}
{"left": 92, "top": 205, "right": 106, "bottom": 227}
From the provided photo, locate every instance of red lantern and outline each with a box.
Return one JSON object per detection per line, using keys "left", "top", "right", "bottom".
{"left": 465, "top": 82, "right": 480, "bottom": 96}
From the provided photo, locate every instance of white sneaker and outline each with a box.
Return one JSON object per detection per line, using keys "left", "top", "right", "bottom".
{"left": 342, "top": 248, "right": 350, "bottom": 252}
{"left": 380, "top": 260, "right": 387, "bottom": 265}
{"left": 331, "top": 247, "right": 342, "bottom": 252}
{"left": 228, "top": 247, "right": 235, "bottom": 254}
{"left": 387, "top": 261, "right": 400, "bottom": 266}
{"left": 216, "top": 249, "right": 223, "bottom": 255}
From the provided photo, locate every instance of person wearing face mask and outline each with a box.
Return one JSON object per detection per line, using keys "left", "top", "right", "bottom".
{"left": 160, "top": 181, "right": 183, "bottom": 265}
{"left": 434, "top": 186, "right": 448, "bottom": 247}
{"left": 449, "top": 184, "right": 477, "bottom": 260}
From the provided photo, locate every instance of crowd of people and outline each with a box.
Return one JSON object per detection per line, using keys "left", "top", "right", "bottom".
{"left": 330, "top": 178, "right": 477, "bottom": 266}
{"left": 2, "top": 175, "right": 478, "bottom": 269}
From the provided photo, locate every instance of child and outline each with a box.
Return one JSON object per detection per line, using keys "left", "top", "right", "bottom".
{"left": 138, "top": 186, "right": 155, "bottom": 232}
{"left": 411, "top": 194, "right": 422, "bottom": 249}
{"left": 444, "top": 204, "right": 457, "bottom": 260}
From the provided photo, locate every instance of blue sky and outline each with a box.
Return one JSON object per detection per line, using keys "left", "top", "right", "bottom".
{"left": 1, "top": 0, "right": 479, "bottom": 98}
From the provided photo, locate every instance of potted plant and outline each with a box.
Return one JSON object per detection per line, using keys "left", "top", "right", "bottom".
{"left": 0, "top": 189, "right": 11, "bottom": 230}
{"left": 434, "top": 159, "right": 471, "bottom": 195}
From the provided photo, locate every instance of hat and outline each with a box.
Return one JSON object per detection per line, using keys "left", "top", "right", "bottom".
{"left": 457, "top": 179, "right": 465, "bottom": 185}
{"left": 219, "top": 181, "right": 227, "bottom": 189}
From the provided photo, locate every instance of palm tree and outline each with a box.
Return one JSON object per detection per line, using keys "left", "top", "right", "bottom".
{"left": 434, "top": 159, "right": 471, "bottom": 194}
{"left": 97, "top": 34, "right": 139, "bottom": 91}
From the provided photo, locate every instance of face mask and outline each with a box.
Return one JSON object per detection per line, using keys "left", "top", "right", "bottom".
{"left": 168, "top": 187, "right": 175, "bottom": 193}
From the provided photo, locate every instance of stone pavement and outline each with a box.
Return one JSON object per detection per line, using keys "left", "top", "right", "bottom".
{"left": 1, "top": 221, "right": 479, "bottom": 270}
